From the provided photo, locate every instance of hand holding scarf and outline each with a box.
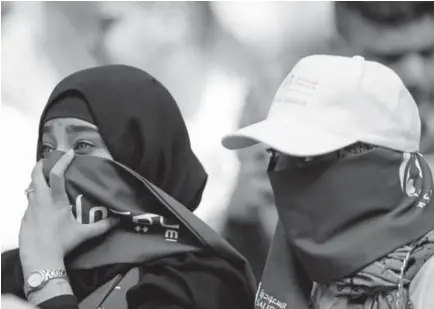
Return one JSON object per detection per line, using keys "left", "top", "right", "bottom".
{"left": 20, "top": 151, "right": 119, "bottom": 269}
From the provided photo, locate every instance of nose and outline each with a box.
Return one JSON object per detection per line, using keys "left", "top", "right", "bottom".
{"left": 55, "top": 144, "right": 72, "bottom": 154}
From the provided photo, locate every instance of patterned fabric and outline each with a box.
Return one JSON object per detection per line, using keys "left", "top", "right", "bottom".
{"left": 311, "top": 229, "right": 434, "bottom": 309}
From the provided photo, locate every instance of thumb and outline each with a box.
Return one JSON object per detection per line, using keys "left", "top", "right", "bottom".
{"left": 82, "top": 217, "right": 120, "bottom": 239}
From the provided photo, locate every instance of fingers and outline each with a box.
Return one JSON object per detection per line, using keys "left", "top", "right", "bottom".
{"left": 30, "top": 161, "right": 49, "bottom": 194}
{"left": 50, "top": 150, "right": 75, "bottom": 204}
{"left": 81, "top": 218, "right": 120, "bottom": 240}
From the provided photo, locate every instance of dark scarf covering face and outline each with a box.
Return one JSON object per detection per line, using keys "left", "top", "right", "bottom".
{"left": 255, "top": 147, "right": 434, "bottom": 309}
{"left": 38, "top": 65, "right": 207, "bottom": 211}
{"left": 2, "top": 65, "right": 255, "bottom": 309}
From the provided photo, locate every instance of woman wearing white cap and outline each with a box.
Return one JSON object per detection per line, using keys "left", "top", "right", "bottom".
{"left": 223, "top": 55, "right": 434, "bottom": 309}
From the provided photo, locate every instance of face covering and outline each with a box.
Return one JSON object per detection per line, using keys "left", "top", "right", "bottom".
{"left": 254, "top": 147, "right": 434, "bottom": 309}
{"left": 37, "top": 65, "right": 207, "bottom": 212}
{"left": 42, "top": 150, "right": 255, "bottom": 289}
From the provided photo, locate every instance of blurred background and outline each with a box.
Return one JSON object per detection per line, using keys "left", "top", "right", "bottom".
{"left": 2, "top": 1, "right": 434, "bottom": 283}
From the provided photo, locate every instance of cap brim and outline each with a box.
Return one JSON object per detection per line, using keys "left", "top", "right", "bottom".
{"left": 222, "top": 118, "right": 357, "bottom": 157}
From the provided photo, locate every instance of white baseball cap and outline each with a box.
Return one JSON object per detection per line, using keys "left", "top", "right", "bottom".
{"left": 222, "top": 55, "right": 421, "bottom": 156}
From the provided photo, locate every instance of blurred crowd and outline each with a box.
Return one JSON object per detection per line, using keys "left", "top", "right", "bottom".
{"left": 2, "top": 1, "right": 434, "bottom": 285}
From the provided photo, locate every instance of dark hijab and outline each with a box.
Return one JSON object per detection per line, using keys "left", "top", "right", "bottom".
{"left": 38, "top": 64, "right": 207, "bottom": 211}
{"left": 2, "top": 66, "right": 255, "bottom": 309}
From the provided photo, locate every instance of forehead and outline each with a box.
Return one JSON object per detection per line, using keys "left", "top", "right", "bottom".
{"left": 43, "top": 118, "right": 98, "bottom": 133}
{"left": 341, "top": 14, "right": 434, "bottom": 56}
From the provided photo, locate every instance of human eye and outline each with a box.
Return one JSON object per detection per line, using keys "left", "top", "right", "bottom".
{"left": 339, "top": 142, "right": 376, "bottom": 158}
{"left": 73, "top": 140, "right": 95, "bottom": 155}
{"left": 40, "top": 144, "right": 55, "bottom": 158}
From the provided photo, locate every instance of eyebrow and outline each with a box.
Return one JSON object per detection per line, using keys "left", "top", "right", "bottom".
{"left": 42, "top": 124, "right": 98, "bottom": 134}
{"left": 67, "top": 125, "right": 98, "bottom": 134}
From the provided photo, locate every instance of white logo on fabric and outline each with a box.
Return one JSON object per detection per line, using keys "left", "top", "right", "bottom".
{"left": 89, "top": 206, "right": 108, "bottom": 223}
{"left": 165, "top": 230, "right": 178, "bottom": 242}
{"left": 255, "top": 283, "right": 287, "bottom": 309}
{"left": 74, "top": 194, "right": 180, "bottom": 241}
{"left": 417, "top": 191, "right": 432, "bottom": 209}
{"left": 132, "top": 213, "right": 180, "bottom": 242}
{"left": 399, "top": 153, "right": 422, "bottom": 197}
{"left": 398, "top": 153, "right": 431, "bottom": 208}
{"left": 273, "top": 73, "right": 318, "bottom": 106}
{"left": 134, "top": 225, "right": 148, "bottom": 233}
{"left": 75, "top": 194, "right": 109, "bottom": 223}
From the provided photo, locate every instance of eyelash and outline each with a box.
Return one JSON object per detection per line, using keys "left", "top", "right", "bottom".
{"left": 74, "top": 141, "right": 95, "bottom": 154}
{"left": 41, "top": 140, "right": 95, "bottom": 157}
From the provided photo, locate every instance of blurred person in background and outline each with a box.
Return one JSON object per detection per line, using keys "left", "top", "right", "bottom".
{"left": 223, "top": 54, "right": 434, "bottom": 309}
{"left": 333, "top": 1, "right": 434, "bottom": 154}
{"left": 1, "top": 65, "right": 255, "bottom": 309}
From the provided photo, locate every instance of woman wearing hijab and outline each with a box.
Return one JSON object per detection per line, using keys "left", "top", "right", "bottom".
{"left": 1, "top": 65, "right": 256, "bottom": 309}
